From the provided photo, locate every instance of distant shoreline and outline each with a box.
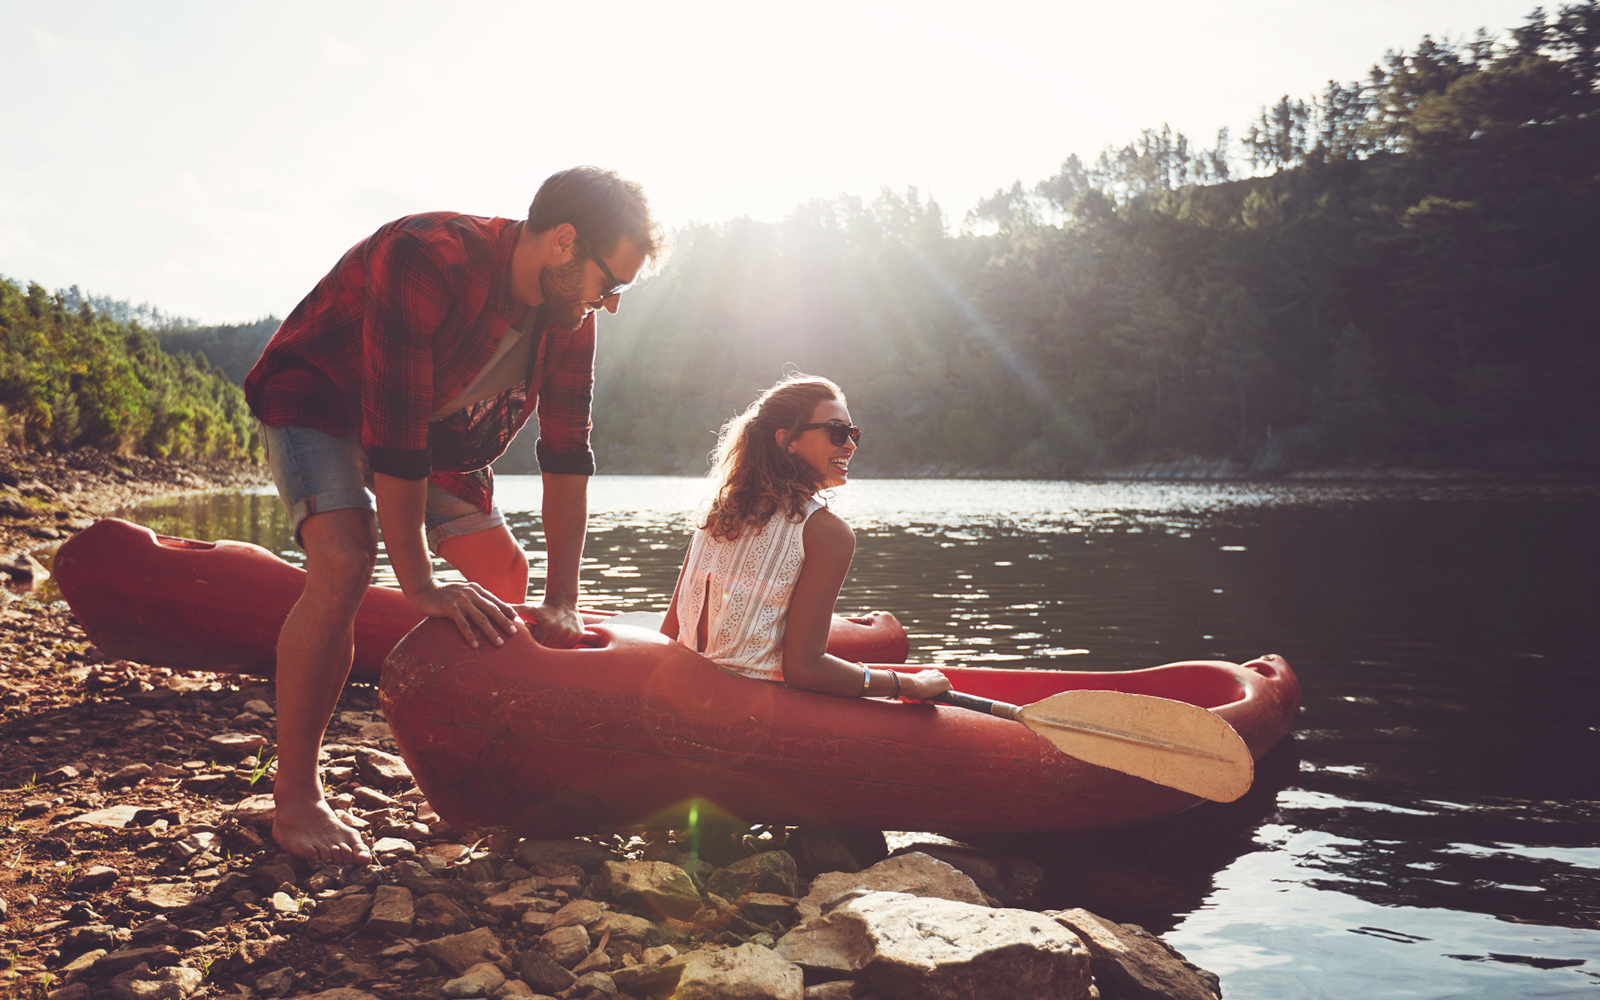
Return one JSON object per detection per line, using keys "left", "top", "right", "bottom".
{"left": 499, "top": 460, "right": 1600, "bottom": 483}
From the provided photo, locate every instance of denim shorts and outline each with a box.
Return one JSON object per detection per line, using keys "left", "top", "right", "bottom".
{"left": 261, "top": 423, "right": 505, "bottom": 553}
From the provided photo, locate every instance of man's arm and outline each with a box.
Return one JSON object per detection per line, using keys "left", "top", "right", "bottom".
{"left": 526, "top": 471, "right": 587, "bottom": 647}
{"left": 372, "top": 473, "right": 521, "bottom": 647}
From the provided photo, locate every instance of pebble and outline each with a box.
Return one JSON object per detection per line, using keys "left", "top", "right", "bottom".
{"left": 68, "top": 865, "right": 122, "bottom": 892}
{"left": 365, "top": 884, "right": 415, "bottom": 936}
{"left": 205, "top": 732, "right": 267, "bottom": 758}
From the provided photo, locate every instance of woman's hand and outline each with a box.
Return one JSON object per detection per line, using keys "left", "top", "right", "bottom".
{"left": 900, "top": 669, "right": 953, "bottom": 700}
{"left": 408, "top": 581, "right": 521, "bottom": 648}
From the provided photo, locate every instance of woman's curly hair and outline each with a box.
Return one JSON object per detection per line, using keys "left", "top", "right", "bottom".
{"left": 702, "top": 374, "right": 845, "bottom": 541}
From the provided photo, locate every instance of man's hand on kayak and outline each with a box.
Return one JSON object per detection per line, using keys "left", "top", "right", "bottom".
{"left": 520, "top": 602, "right": 585, "bottom": 648}
{"left": 409, "top": 581, "right": 521, "bottom": 648}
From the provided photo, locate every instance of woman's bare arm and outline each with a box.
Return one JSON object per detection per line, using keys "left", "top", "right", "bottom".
{"left": 782, "top": 510, "right": 950, "bottom": 699}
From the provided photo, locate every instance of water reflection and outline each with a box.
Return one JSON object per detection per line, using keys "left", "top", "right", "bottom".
{"left": 120, "top": 477, "right": 1600, "bottom": 999}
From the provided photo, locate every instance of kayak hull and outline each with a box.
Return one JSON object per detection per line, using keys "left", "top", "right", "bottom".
{"left": 381, "top": 618, "right": 1301, "bottom": 836}
{"left": 51, "top": 518, "right": 910, "bottom": 678}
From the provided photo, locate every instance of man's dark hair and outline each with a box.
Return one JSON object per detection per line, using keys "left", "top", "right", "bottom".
{"left": 528, "top": 166, "right": 668, "bottom": 268}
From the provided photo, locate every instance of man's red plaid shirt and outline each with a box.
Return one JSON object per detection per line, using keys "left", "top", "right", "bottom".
{"left": 244, "top": 212, "right": 595, "bottom": 513}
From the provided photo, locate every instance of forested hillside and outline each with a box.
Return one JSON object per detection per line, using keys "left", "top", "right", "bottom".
{"left": 0, "top": 279, "right": 258, "bottom": 460}
{"left": 525, "top": 1, "right": 1596, "bottom": 476}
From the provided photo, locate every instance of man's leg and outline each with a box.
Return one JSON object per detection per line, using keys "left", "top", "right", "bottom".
{"left": 259, "top": 422, "right": 379, "bottom": 865}
{"left": 436, "top": 524, "right": 529, "bottom": 604}
{"left": 426, "top": 481, "right": 528, "bottom": 604}
{"left": 272, "top": 507, "right": 377, "bottom": 864}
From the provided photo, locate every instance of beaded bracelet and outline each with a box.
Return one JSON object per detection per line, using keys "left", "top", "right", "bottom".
{"left": 889, "top": 670, "right": 902, "bottom": 699}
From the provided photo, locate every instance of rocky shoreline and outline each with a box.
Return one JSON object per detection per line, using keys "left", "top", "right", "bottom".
{"left": 0, "top": 446, "right": 271, "bottom": 573}
{"left": 0, "top": 628, "right": 1222, "bottom": 1000}
{"left": 2, "top": 448, "right": 1224, "bottom": 999}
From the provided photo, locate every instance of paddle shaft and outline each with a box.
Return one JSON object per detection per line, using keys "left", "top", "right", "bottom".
{"left": 932, "top": 689, "right": 1240, "bottom": 759}
{"left": 932, "top": 690, "right": 1025, "bottom": 721}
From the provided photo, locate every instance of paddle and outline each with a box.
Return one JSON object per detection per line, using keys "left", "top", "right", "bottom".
{"left": 930, "top": 689, "right": 1254, "bottom": 802}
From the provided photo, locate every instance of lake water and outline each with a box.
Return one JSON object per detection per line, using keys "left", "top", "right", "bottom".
{"left": 122, "top": 476, "right": 1600, "bottom": 999}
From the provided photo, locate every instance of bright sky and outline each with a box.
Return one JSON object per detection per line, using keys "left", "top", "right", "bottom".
{"left": 1, "top": 0, "right": 1541, "bottom": 323}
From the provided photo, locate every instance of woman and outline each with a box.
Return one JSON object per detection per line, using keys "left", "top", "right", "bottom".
{"left": 661, "top": 374, "right": 952, "bottom": 700}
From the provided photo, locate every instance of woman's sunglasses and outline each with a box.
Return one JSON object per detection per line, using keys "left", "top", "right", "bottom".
{"left": 796, "top": 419, "right": 862, "bottom": 447}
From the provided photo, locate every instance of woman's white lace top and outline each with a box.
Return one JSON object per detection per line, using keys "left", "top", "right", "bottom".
{"left": 672, "top": 497, "right": 825, "bottom": 681}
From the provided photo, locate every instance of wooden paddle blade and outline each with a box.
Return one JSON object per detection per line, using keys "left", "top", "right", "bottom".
{"left": 1018, "top": 690, "right": 1255, "bottom": 802}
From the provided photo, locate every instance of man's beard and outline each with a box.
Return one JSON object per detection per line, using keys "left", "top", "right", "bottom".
{"left": 539, "top": 257, "right": 590, "bottom": 330}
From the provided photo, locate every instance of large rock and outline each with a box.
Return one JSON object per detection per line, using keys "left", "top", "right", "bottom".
{"left": 595, "top": 860, "right": 703, "bottom": 919}
{"left": 796, "top": 852, "right": 987, "bottom": 922}
{"left": 674, "top": 943, "right": 802, "bottom": 1000}
{"left": 1050, "top": 908, "right": 1221, "bottom": 1000}
{"left": 900, "top": 845, "right": 1044, "bottom": 905}
{"left": 776, "top": 891, "right": 1090, "bottom": 1000}
{"left": 423, "top": 927, "right": 509, "bottom": 975}
{"left": 706, "top": 851, "right": 800, "bottom": 900}
{"left": 787, "top": 828, "right": 889, "bottom": 879}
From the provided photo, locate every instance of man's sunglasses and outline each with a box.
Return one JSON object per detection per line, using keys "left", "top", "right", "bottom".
{"left": 796, "top": 419, "right": 862, "bottom": 447}
{"left": 582, "top": 240, "right": 634, "bottom": 299}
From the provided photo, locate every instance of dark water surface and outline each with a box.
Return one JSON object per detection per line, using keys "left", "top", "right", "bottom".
{"left": 123, "top": 477, "right": 1600, "bottom": 999}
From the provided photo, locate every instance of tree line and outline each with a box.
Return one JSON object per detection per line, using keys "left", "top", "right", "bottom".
{"left": 0, "top": 279, "right": 258, "bottom": 460}
{"left": 7, "top": 2, "right": 1597, "bottom": 476}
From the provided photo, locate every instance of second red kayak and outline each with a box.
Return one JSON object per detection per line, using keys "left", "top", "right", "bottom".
{"left": 51, "top": 518, "right": 911, "bottom": 679}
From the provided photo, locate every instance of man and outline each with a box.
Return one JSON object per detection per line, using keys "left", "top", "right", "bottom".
{"left": 244, "top": 167, "right": 665, "bottom": 863}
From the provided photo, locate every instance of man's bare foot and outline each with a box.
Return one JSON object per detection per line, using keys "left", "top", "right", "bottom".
{"left": 272, "top": 796, "right": 372, "bottom": 865}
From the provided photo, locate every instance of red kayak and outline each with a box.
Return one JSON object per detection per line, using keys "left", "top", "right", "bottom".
{"left": 382, "top": 616, "right": 1301, "bottom": 836}
{"left": 51, "top": 518, "right": 910, "bottom": 679}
